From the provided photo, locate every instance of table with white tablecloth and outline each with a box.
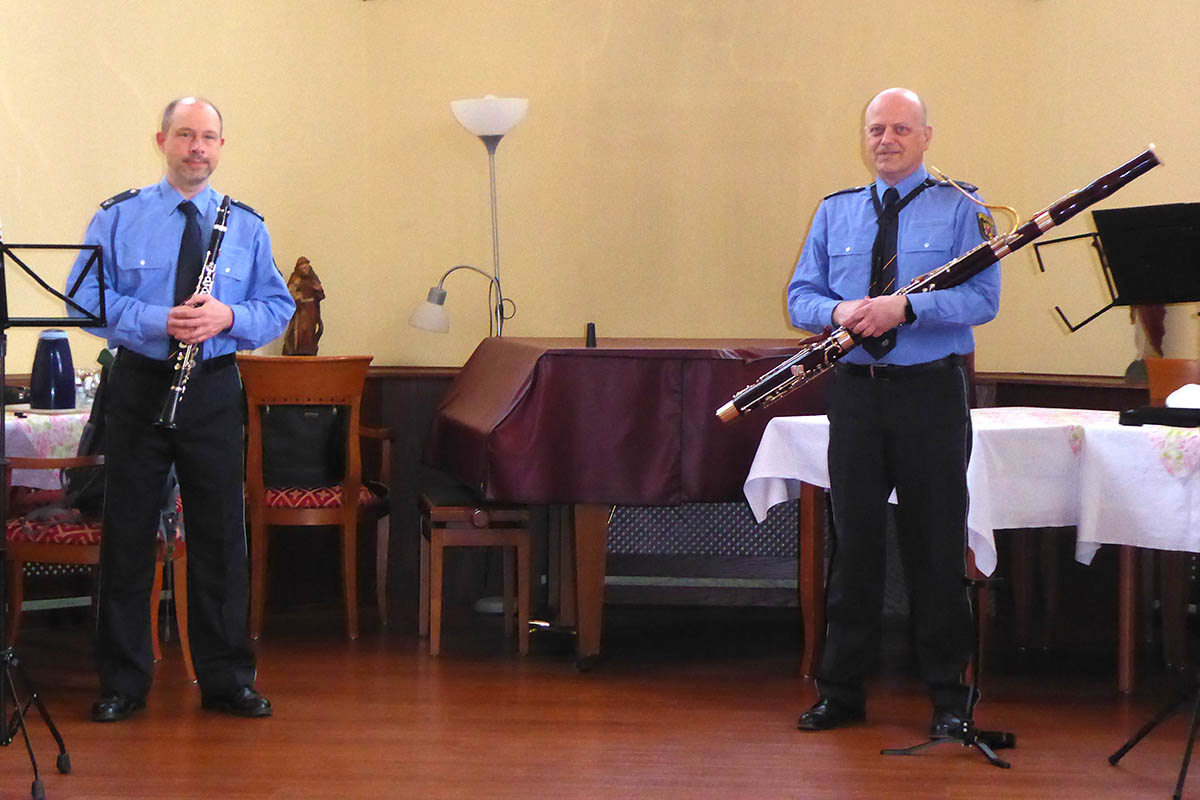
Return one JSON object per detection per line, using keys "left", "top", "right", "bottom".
{"left": 743, "top": 406, "right": 1197, "bottom": 692}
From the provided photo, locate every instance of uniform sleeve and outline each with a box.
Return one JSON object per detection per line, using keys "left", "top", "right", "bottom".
{"left": 904, "top": 195, "right": 1001, "bottom": 328}
{"left": 65, "top": 206, "right": 170, "bottom": 352}
{"left": 224, "top": 220, "right": 294, "bottom": 351}
{"left": 786, "top": 201, "right": 841, "bottom": 333}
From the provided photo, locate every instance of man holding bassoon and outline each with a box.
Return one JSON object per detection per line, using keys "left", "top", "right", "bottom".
{"left": 787, "top": 88, "right": 1001, "bottom": 735}
{"left": 66, "top": 97, "right": 293, "bottom": 722}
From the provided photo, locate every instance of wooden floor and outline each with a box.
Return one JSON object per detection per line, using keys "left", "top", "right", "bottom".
{"left": 0, "top": 605, "right": 1195, "bottom": 800}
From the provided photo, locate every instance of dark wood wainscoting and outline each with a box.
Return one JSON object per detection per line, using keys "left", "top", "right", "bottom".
{"left": 975, "top": 371, "right": 1148, "bottom": 410}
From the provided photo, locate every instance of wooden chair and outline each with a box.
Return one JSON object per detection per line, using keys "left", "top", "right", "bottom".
{"left": 418, "top": 471, "right": 531, "bottom": 655}
{"left": 238, "top": 355, "right": 391, "bottom": 640}
{"left": 4, "top": 454, "right": 194, "bottom": 682}
{"left": 1146, "top": 358, "right": 1200, "bottom": 670}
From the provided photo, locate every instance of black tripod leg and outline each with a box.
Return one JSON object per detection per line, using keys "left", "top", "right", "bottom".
{"left": 972, "top": 737, "right": 1012, "bottom": 769}
{"left": 881, "top": 738, "right": 943, "bottom": 757}
{"left": 4, "top": 666, "right": 44, "bottom": 799}
{"left": 1110, "top": 681, "right": 1198, "bottom": 765}
{"left": 1172, "top": 690, "right": 1200, "bottom": 800}
{"left": 11, "top": 658, "right": 69, "bottom": 773}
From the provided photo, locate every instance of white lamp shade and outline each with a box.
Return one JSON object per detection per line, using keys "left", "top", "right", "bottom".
{"left": 408, "top": 300, "right": 450, "bottom": 334}
{"left": 450, "top": 96, "right": 529, "bottom": 137}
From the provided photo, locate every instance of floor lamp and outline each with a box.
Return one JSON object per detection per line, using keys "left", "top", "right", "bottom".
{"left": 410, "top": 95, "right": 528, "bottom": 337}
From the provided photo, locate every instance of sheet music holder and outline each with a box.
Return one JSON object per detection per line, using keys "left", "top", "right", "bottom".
{"left": 0, "top": 228, "right": 107, "bottom": 799}
{"left": 1034, "top": 202, "right": 1200, "bottom": 331}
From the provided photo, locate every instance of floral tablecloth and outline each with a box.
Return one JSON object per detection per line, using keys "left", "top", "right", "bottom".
{"left": 1076, "top": 420, "right": 1200, "bottom": 557}
{"left": 5, "top": 408, "right": 92, "bottom": 490}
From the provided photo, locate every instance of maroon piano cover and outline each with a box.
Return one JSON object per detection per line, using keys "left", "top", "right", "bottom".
{"left": 425, "top": 337, "right": 829, "bottom": 505}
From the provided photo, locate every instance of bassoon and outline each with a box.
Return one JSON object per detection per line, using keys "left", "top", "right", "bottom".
{"left": 155, "top": 194, "right": 232, "bottom": 429}
{"left": 716, "top": 146, "right": 1162, "bottom": 423}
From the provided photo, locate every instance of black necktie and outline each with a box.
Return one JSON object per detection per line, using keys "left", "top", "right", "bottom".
{"left": 171, "top": 201, "right": 204, "bottom": 355}
{"left": 175, "top": 201, "right": 204, "bottom": 306}
{"left": 863, "top": 186, "right": 900, "bottom": 359}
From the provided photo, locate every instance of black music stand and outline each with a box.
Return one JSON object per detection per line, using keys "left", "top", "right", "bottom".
{"left": 1034, "top": 202, "right": 1200, "bottom": 332}
{"left": 0, "top": 233, "right": 106, "bottom": 800}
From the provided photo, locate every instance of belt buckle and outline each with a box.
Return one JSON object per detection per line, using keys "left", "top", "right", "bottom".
{"left": 869, "top": 363, "right": 882, "bottom": 379}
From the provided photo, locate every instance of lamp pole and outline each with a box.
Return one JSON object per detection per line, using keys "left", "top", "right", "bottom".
{"left": 481, "top": 134, "right": 505, "bottom": 335}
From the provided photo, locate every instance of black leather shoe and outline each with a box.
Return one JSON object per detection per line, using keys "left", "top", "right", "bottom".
{"left": 91, "top": 692, "right": 146, "bottom": 723}
{"left": 201, "top": 686, "right": 272, "bottom": 718}
{"left": 796, "top": 698, "right": 865, "bottom": 731}
{"left": 929, "top": 708, "right": 969, "bottom": 739}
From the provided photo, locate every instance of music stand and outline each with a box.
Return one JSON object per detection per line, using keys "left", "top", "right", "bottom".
{"left": 1034, "top": 202, "right": 1200, "bottom": 332}
{"left": 1109, "top": 406, "right": 1200, "bottom": 800}
{"left": 0, "top": 230, "right": 105, "bottom": 800}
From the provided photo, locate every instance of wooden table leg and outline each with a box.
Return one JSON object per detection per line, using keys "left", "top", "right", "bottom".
{"left": 551, "top": 505, "right": 577, "bottom": 628}
{"left": 798, "top": 483, "right": 825, "bottom": 679}
{"left": 1118, "top": 545, "right": 1138, "bottom": 694}
{"left": 967, "top": 550, "right": 988, "bottom": 685}
{"left": 573, "top": 504, "right": 610, "bottom": 666}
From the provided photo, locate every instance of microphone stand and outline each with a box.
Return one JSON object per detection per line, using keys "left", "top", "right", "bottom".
{"left": 880, "top": 574, "right": 1016, "bottom": 768}
{"left": 0, "top": 227, "right": 104, "bottom": 799}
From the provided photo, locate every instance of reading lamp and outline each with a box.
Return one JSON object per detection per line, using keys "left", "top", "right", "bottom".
{"left": 409, "top": 95, "right": 528, "bottom": 336}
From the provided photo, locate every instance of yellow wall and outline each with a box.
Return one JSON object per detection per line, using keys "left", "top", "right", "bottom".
{"left": 0, "top": 1, "right": 1195, "bottom": 374}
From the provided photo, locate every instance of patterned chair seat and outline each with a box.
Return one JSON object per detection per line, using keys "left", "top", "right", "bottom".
{"left": 263, "top": 482, "right": 385, "bottom": 510}
{"left": 6, "top": 515, "right": 102, "bottom": 546}
{"left": 6, "top": 512, "right": 185, "bottom": 546}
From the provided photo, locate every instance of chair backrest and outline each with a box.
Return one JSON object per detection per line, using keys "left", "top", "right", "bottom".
{"left": 1145, "top": 357, "right": 1200, "bottom": 406}
{"left": 237, "top": 355, "right": 373, "bottom": 496}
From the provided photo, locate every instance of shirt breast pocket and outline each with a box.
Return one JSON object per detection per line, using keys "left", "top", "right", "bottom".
{"left": 212, "top": 246, "right": 251, "bottom": 298}
{"left": 901, "top": 224, "right": 954, "bottom": 268}
{"left": 116, "top": 245, "right": 169, "bottom": 295}
{"left": 827, "top": 235, "right": 874, "bottom": 297}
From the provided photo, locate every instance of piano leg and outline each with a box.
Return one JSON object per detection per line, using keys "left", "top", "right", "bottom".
{"left": 573, "top": 504, "right": 611, "bottom": 669}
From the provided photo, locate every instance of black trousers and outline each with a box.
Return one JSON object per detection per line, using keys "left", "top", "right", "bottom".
{"left": 817, "top": 358, "right": 973, "bottom": 713}
{"left": 97, "top": 351, "right": 255, "bottom": 698}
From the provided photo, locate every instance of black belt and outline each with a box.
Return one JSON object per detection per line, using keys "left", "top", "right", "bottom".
{"left": 837, "top": 353, "right": 961, "bottom": 380}
{"left": 115, "top": 349, "right": 236, "bottom": 374}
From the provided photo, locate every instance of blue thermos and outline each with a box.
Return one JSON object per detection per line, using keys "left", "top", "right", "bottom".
{"left": 29, "top": 330, "right": 75, "bottom": 409}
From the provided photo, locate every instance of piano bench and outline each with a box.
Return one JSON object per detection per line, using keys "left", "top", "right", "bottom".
{"left": 417, "top": 485, "right": 531, "bottom": 656}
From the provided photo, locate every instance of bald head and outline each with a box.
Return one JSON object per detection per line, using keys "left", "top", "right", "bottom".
{"left": 161, "top": 96, "right": 223, "bottom": 136}
{"left": 863, "top": 88, "right": 932, "bottom": 185}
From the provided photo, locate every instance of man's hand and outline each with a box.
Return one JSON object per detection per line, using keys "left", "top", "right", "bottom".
{"left": 167, "top": 294, "right": 234, "bottom": 345}
{"left": 835, "top": 295, "right": 908, "bottom": 338}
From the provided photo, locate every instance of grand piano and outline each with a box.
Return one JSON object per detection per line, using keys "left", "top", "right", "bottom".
{"left": 424, "top": 336, "right": 826, "bottom": 663}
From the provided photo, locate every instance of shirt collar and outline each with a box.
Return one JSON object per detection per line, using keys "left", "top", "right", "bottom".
{"left": 154, "top": 176, "right": 218, "bottom": 218}
{"left": 874, "top": 165, "right": 929, "bottom": 200}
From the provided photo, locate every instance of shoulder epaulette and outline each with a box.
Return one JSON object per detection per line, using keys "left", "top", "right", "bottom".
{"left": 824, "top": 185, "right": 869, "bottom": 200}
{"left": 230, "top": 199, "right": 264, "bottom": 221}
{"left": 100, "top": 188, "right": 139, "bottom": 210}
{"left": 934, "top": 178, "right": 978, "bottom": 193}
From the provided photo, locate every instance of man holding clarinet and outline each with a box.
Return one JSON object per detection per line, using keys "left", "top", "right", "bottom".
{"left": 787, "top": 88, "right": 1001, "bottom": 735}
{"left": 66, "top": 96, "right": 294, "bottom": 722}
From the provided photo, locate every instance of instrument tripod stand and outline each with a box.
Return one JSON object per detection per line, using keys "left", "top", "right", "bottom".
{"left": 1108, "top": 663, "right": 1200, "bottom": 798}
{"left": 880, "top": 575, "right": 1016, "bottom": 768}
{"left": 0, "top": 645, "right": 70, "bottom": 800}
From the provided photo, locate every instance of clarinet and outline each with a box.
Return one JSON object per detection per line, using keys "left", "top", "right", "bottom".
{"left": 717, "top": 146, "right": 1162, "bottom": 423}
{"left": 155, "top": 194, "right": 232, "bottom": 429}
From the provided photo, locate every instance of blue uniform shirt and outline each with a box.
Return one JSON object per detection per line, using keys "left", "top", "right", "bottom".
{"left": 786, "top": 165, "right": 1001, "bottom": 366}
{"left": 66, "top": 177, "right": 294, "bottom": 360}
